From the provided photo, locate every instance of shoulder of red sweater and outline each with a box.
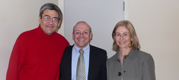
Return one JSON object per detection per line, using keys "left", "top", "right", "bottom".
{"left": 18, "top": 28, "right": 37, "bottom": 38}
{"left": 53, "top": 32, "right": 66, "bottom": 39}
{"left": 54, "top": 32, "right": 69, "bottom": 44}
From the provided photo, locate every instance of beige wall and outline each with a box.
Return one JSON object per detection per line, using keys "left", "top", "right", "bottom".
{"left": 125, "top": 0, "right": 179, "bottom": 79}
{"left": 58, "top": 0, "right": 65, "bottom": 36}
{"left": 0, "top": 0, "right": 58, "bottom": 80}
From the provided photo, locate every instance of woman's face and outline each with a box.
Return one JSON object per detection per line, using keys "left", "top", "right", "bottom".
{"left": 115, "top": 26, "right": 131, "bottom": 49}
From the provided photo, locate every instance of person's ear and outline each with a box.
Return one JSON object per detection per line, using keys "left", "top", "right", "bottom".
{"left": 38, "top": 16, "right": 41, "bottom": 24}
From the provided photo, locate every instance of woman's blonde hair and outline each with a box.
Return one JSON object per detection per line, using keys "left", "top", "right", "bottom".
{"left": 112, "top": 20, "right": 140, "bottom": 52}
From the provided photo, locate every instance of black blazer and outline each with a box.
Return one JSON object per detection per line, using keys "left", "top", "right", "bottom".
{"left": 59, "top": 45, "right": 107, "bottom": 80}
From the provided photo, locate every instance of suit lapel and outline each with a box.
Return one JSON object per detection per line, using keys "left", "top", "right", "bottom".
{"left": 65, "top": 46, "right": 73, "bottom": 80}
{"left": 88, "top": 45, "right": 95, "bottom": 80}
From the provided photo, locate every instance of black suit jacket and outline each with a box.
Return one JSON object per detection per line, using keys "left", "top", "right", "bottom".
{"left": 59, "top": 45, "right": 107, "bottom": 80}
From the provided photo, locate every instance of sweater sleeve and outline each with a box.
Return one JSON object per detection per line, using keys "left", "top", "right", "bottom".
{"left": 142, "top": 54, "right": 156, "bottom": 80}
{"left": 56, "top": 39, "right": 70, "bottom": 80}
{"left": 6, "top": 34, "right": 27, "bottom": 80}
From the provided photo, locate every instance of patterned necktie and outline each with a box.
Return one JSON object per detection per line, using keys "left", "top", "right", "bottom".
{"left": 76, "top": 49, "right": 86, "bottom": 80}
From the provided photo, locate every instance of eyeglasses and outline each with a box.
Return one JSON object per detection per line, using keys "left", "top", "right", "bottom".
{"left": 115, "top": 33, "right": 130, "bottom": 38}
{"left": 74, "top": 31, "right": 90, "bottom": 36}
{"left": 43, "top": 15, "right": 59, "bottom": 23}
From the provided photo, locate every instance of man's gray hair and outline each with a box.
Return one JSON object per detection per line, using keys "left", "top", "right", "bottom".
{"left": 39, "top": 3, "right": 62, "bottom": 21}
{"left": 73, "top": 21, "right": 92, "bottom": 33}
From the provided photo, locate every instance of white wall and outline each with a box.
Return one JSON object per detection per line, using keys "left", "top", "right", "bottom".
{"left": 125, "top": 0, "right": 179, "bottom": 80}
{"left": 58, "top": 0, "right": 65, "bottom": 36}
{"left": 0, "top": 0, "right": 58, "bottom": 80}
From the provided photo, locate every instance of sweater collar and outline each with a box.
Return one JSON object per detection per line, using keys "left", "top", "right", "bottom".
{"left": 37, "top": 24, "right": 55, "bottom": 39}
{"left": 114, "top": 48, "right": 137, "bottom": 60}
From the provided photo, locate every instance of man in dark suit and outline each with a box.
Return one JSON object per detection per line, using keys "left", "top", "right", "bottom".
{"left": 59, "top": 21, "right": 107, "bottom": 80}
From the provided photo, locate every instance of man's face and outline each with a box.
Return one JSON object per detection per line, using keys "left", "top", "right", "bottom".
{"left": 39, "top": 9, "right": 61, "bottom": 35}
{"left": 73, "top": 22, "right": 92, "bottom": 49}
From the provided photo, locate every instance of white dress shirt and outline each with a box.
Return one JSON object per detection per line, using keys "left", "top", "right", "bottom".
{"left": 71, "top": 44, "right": 90, "bottom": 80}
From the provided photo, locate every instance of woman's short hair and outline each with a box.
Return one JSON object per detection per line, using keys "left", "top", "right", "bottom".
{"left": 112, "top": 20, "right": 140, "bottom": 52}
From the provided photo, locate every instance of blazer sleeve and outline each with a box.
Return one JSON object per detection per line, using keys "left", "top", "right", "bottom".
{"left": 59, "top": 46, "right": 72, "bottom": 80}
{"left": 142, "top": 54, "right": 156, "bottom": 80}
{"left": 59, "top": 47, "right": 67, "bottom": 80}
{"left": 100, "top": 50, "right": 107, "bottom": 80}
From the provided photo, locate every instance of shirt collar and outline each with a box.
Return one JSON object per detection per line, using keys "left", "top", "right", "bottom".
{"left": 74, "top": 44, "right": 90, "bottom": 55}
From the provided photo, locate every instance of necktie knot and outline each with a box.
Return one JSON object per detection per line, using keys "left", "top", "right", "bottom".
{"left": 79, "top": 49, "right": 84, "bottom": 55}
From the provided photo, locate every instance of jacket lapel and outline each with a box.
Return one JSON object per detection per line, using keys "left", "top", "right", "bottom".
{"left": 88, "top": 45, "right": 95, "bottom": 80}
{"left": 64, "top": 46, "right": 73, "bottom": 80}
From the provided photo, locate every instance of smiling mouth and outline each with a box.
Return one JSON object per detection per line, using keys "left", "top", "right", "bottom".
{"left": 78, "top": 38, "right": 87, "bottom": 41}
{"left": 46, "top": 25, "right": 54, "bottom": 28}
{"left": 119, "top": 41, "right": 126, "bottom": 44}
{"left": 46, "top": 26, "right": 54, "bottom": 28}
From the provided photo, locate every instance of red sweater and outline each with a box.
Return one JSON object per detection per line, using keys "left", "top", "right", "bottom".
{"left": 6, "top": 25, "right": 69, "bottom": 80}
